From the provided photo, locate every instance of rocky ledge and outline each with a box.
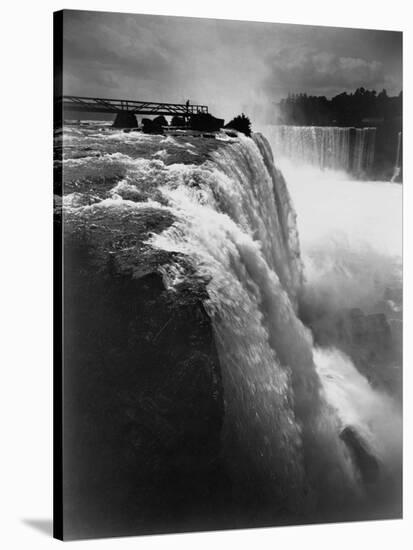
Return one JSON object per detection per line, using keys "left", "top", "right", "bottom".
{"left": 58, "top": 200, "right": 232, "bottom": 538}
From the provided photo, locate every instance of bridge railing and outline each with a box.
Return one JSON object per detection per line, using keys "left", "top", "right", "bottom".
{"left": 59, "top": 96, "right": 209, "bottom": 116}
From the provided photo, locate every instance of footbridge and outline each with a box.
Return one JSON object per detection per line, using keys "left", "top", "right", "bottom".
{"left": 57, "top": 95, "right": 209, "bottom": 126}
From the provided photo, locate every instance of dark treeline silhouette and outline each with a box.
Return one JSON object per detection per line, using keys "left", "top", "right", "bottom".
{"left": 225, "top": 114, "right": 252, "bottom": 137}
{"left": 278, "top": 88, "right": 402, "bottom": 127}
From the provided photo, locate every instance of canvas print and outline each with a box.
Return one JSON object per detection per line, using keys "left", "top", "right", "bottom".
{"left": 53, "top": 10, "right": 402, "bottom": 540}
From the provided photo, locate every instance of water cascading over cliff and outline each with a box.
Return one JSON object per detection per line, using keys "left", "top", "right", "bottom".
{"left": 144, "top": 133, "right": 400, "bottom": 520}
{"left": 61, "top": 125, "right": 401, "bottom": 528}
{"left": 261, "top": 125, "right": 376, "bottom": 177}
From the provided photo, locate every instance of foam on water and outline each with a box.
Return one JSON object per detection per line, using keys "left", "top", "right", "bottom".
{"left": 60, "top": 124, "right": 402, "bottom": 520}
{"left": 146, "top": 135, "right": 363, "bottom": 515}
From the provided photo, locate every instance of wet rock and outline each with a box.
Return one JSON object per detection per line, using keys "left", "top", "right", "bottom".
{"left": 340, "top": 426, "right": 380, "bottom": 484}
{"left": 142, "top": 116, "right": 168, "bottom": 134}
{"left": 171, "top": 115, "right": 186, "bottom": 127}
{"left": 61, "top": 204, "right": 230, "bottom": 538}
{"left": 113, "top": 111, "right": 138, "bottom": 128}
{"left": 302, "top": 304, "right": 398, "bottom": 395}
{"left": 225, "top": 113, "right": 252, "bottom": 137}
{"left": 190, "top": 113, "right": 225, "bottom": 132}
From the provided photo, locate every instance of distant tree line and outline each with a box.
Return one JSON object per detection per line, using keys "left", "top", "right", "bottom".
{"left": 278, "top": 88, "right": 402, "bottom": 127}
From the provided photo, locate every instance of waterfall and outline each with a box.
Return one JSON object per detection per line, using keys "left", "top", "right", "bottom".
{"left": 63, "top": 126, "right": 401, "bottom": 521}
{"left": 352, "top": 128, "right": 376, "bottom": 176}
{"left": 391, "top": 132, "right": 402, "bottom": 183}
{"left": 261, "top": 125, "right": 376, "bottom": 177}
{"left": 146, "top": 133, "right": 386, "bottom": 518}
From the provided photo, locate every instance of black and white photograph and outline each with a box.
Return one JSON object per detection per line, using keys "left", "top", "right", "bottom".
{"left": 52, "top": 8, "right": 404, "bottom": 541}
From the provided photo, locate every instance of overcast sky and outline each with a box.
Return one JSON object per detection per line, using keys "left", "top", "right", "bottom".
{"left": 62, "top": 10, "right": 402, "bottom": 121}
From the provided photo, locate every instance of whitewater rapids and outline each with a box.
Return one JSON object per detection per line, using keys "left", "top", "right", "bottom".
{"left": 60, "top": 124, "right": 402, "bottom": 523}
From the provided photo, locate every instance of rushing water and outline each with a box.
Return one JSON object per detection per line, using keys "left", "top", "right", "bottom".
{"left": 59, "top": 123, "right": 402, "bottom": 524}
{"left": 391, "top": 131, "right": 402, "bottom": 183}
{"left": 261, "top": 125, "right": 376, "bottom": 177}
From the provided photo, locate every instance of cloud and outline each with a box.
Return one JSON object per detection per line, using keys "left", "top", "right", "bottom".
{"left": 62, "top": 12, "right": 178, "bottom": 99}
{"left": 263, "top": 46, "right": 389, "bottom": 98}
{"left": 62, "top": 11, "right": 269, "bottom": 118}
{"left": 61, "top": 11, "right": 402, "bottom": 120}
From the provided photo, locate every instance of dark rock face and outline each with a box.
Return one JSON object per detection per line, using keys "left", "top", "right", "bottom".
{"left": 300, "top": 304, "right": 399, "bottom": 396}
{"left": 190, "top": 113, "right": 225, "bottom": 132}
{"left": 171, "top": 115, "right": 186, "bottom": 127}
{"left": 61, "top": 208, "right": 230, "bottom": 539}
{"left": 373, "top": 122, "right": 402, "bottom": 181}
{"left": 142, "top": 116, "right": 168, "bottom": 134}
{"left": 340, "top": 427, "right": 380, "bottom": 484}
{"left": 113, "top": 111, "right": 138, "bottom": 128}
